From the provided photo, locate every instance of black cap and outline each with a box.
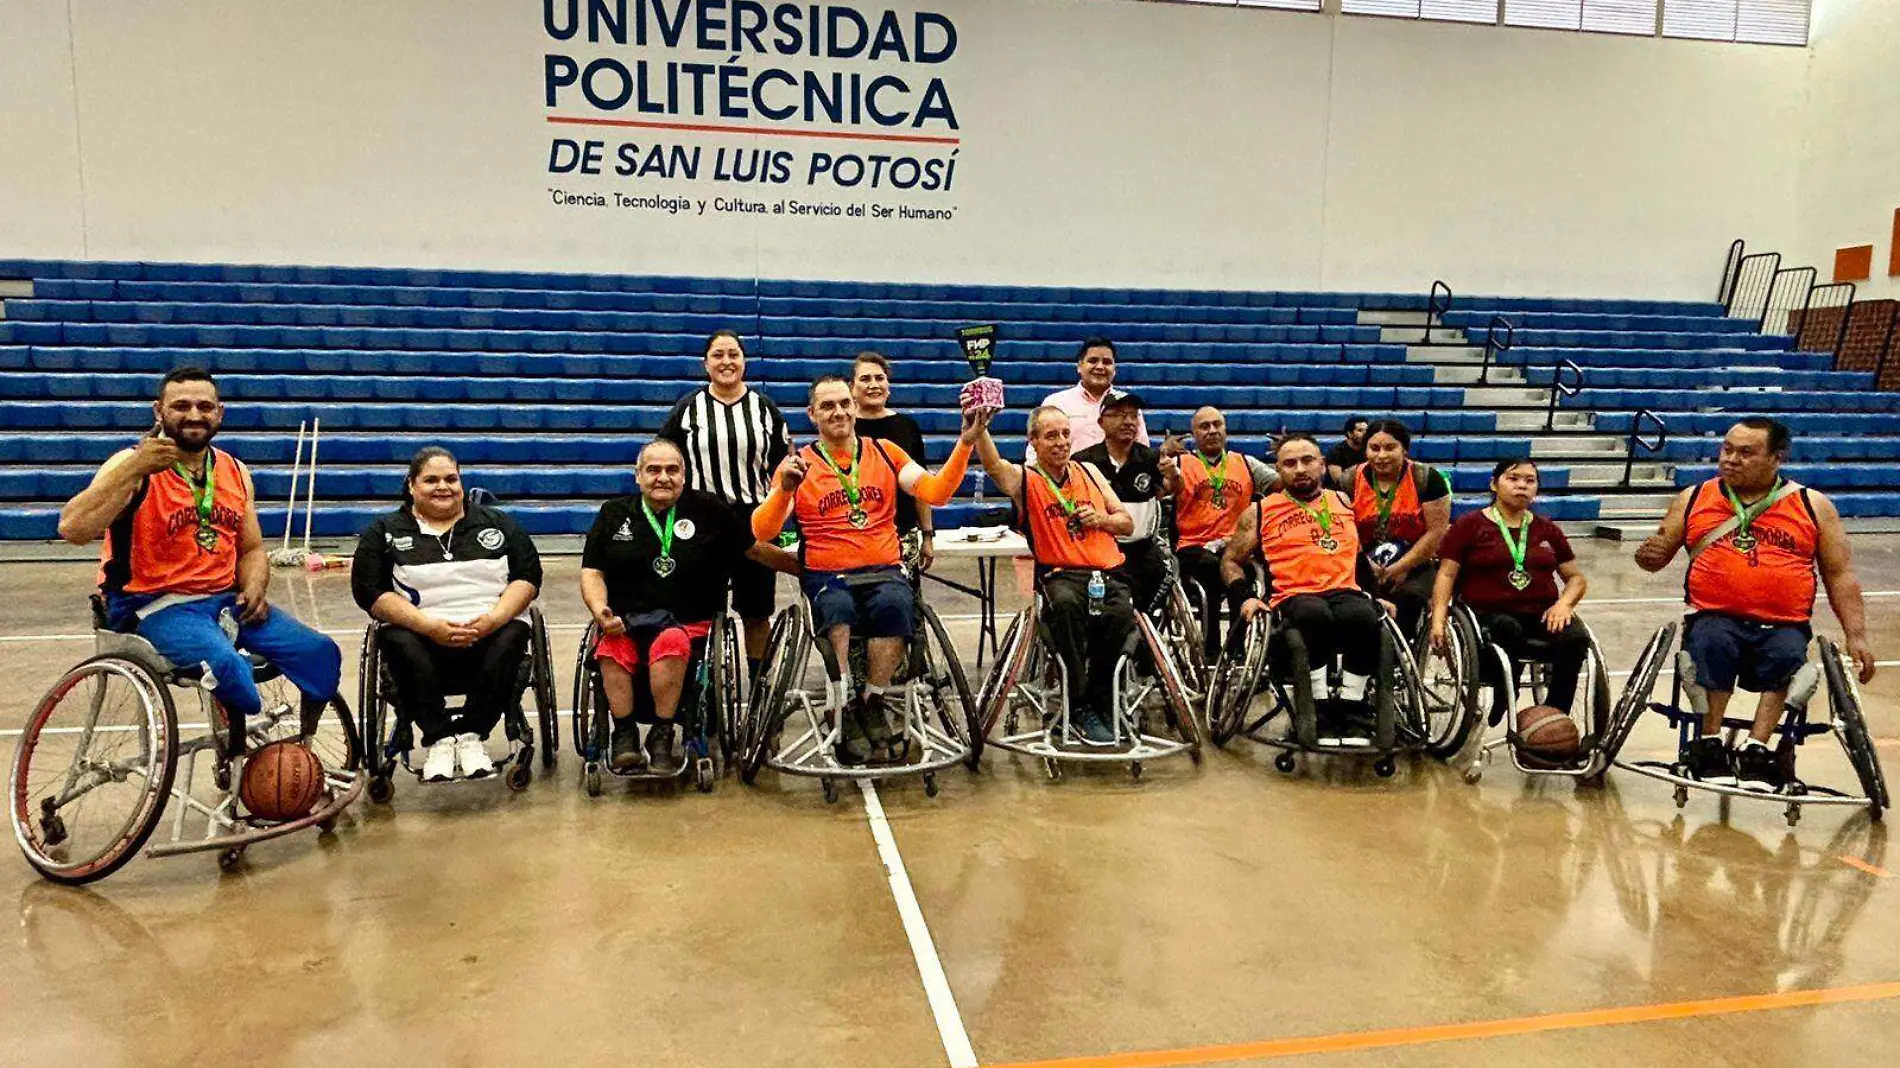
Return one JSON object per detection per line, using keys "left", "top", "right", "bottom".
{"left": 1101, "top": 389, "right": 1144, "bottom": 411}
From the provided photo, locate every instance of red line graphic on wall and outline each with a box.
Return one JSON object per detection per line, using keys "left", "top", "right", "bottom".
{"left": 547, "top": 115, "right": 960, "bottom": 146}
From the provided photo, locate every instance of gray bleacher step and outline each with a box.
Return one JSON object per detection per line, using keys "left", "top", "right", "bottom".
{"left": 1564, "top": 463, "right": 1673, "bottom": 488}
{"left": 1461, "top": 386, "right": 1549, "bottom": 408}
{"left": 1405, "top": 345, "right": 1483, "bottom": 363}
{"left": 1432, "top": 364, "right": 1526, "bottom": 386}
{"left": 1591, "top": 522, "right": 1659, "bottom": 541}
{"left": 0, "top": 281, "right": 32, "bottom": 299}
{"left": 1358, "top": 310, "right": 1432, "bottom": 327}
{"left": 1530, "top": 435, "right": 1624, "bottom": 458}
{"left": 1496, "top": 410, "right": 1591, "bottom": 431}
{"left": 1382, "top": 326, "right": 1470, "bottom": 345}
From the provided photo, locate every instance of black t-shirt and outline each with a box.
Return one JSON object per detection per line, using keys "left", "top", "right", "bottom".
{"left": 581, "top": 489, "right": 753, "bottom": 624}
{"left": 1073, "top": 441, "right": 1163, "bottom": 503}
{"left": 1325, "top": 440, "right": 1366, "bottom": 472}
{"left": 854, "top": 413, "right": 929, "bottom": 533}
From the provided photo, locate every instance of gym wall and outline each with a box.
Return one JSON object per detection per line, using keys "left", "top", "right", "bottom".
{"left": 1799, "top": 0, "right": 1900, "bottom": 302}
{"left": 0, "top": 0, "right": 1814, "bottom": 298}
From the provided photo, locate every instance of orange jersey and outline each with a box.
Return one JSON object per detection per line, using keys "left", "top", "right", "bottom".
{"left": 1684, "top": 478, "right": 1818, "bottom": 624}
{"left": 100, "top": 448, "right": 251, "bottom": 596}
{"left": 1176, "top": 451, "right": 1255, "bottom": 550}
{"left": 1349, "top": 461, "right": 1428, "bottom": 547}
{"left": 1021, "top": 462, "right": 1124, "bottom": 572}
{"left": 794, "top": 438, "right": 910, "bottom": 572}
{"left": 1255, "top": 490, "right": 1360, "bottom": 608}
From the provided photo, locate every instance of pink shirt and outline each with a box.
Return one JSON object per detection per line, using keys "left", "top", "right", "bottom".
{"left": 1027, "top": 383, "right": 1151, "bottom": 463}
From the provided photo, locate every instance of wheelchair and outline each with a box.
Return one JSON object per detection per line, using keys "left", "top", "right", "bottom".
{"left": 1420, "top": 603, "right": 1661, "bottom": 784}
{"left": 1205, "top": 594, "right": 1466, "bottom": 778}
{"left": 571, "top": 612, "right": 745, "bottom": 796}
{"left": 356, "top": 607, "right": 558, "bottom": 802}
{"left": 739, "top": 575, "right": 979, "bottom": 803}
{"left": 1611, "top": 618, "right": 1890, "bottom": 826}
{"left": 974, "top": 592, "right": 1202, "bottom": 782}
{"left": 9, "top": 598, "right": 363, "bottom": 884}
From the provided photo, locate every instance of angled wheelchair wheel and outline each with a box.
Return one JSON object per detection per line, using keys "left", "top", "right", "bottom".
{"left": 1578, "top": 619, "right": 1613, "bottom": 742}
{"left": 1822, "top": 639, "right": 1889, "bottom": 820}
{"left": 1600, "top": 622, "right": 1677, "bottom": 765}
{"left": 975, "top": 607, "right": 1035, "bottom": 743}
{"left": 572, "top": 622, "right": 602, "bottom": 762}
{"left": 357, "top": 624, "right": 397, "bottom": 794}
{"left": 1373, "top": 618, "right": 1403, "bottom": 752}
{"left": 529, "top": 607, "right": 559, "bottom": 770}
{"left": 711, "top": 614, "right": 746, "bottom": 772}
{"left": 918, "top": 604, "right": 982, "bottom": 771}
{"left": 1209, "top": 614, "right": 1269, "bottom": 747}
{"left": 1415, "top": 607, "right": 1481, "bottom": 759}
{"left": 742, "top": 608, "right": 809, "bottom": 785}
{"left": 1163, "top": 579, "right": 1208, "bottom": 698}
{"left": 1135, "top": 612, "right": 1202, "bottom": 755}
{"left": 11, "top": 658, "right": 179, "bottom": 885}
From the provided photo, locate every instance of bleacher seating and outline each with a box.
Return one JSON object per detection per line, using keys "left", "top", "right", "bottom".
{"left": 3, "top": 257, "right": 1898, "bottom": 540}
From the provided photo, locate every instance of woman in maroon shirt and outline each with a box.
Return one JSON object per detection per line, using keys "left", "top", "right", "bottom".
{"left": 1430, "top": 459, "right": 1589, "bottom": 715}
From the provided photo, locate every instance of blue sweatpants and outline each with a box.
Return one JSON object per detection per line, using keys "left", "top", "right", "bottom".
{"left": 111, "top": 592, "right": 343, "bottom": 722}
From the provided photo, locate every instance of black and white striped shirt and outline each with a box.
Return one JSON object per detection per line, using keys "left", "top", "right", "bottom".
{"left": 658, "top": 386, "right": 793, "bottom": 506}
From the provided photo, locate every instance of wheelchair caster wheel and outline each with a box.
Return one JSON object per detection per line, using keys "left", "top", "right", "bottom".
{"left": 584, "top": 764, "right": 603, "bottom": 798}
{"left": 507, "top": 761, "right": 532, "bottom": 792}
{"left": 368, "top": 775, "right": 394, "bottom": 804}
{"left": 318, "top": 816, "right": 337, "bottom": 834}
{"left": 1044, "top": 758, "right": 1063, "bottom": 781}
{"left": 40, "top": 813, "right": 68, "bottom": 847}
{"left": 1374, "top": 758, "right": 1396, "bottom": 779}
{"left": 1673, "top": 785, "right": 1689, "bottom": 809}
{"left": 214, "top": 764, "right": 232, "bottom": 792}
{"left": 1463, "top": 765, "right": 1484, "bottom": 785}
{"left": 1273, "top": 753, "right": 1297, "bottom": 774}
{"left": 923, "top": 773, "right": 939, "bottom": 798}
{"left": 695, "top": 758, "right": 716, "bottom": 793}
{"left": 1130, "top": 761, "right": 1143, "bottom": 781}
{"left": 1785, "top": 803, "right": 1802, "bottom": 828}
{"left": 217, "top": 848, "right": 244, "bottom": 873}
{"left": 822, "top": 779, "right": 839, "bottom": 804}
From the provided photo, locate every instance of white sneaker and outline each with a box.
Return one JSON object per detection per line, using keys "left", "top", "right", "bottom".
{"left": 456, "top": 733, "right": 495, "bottom": 779}
{"left": 421, "top": 737, "right": 458, "bottom": 782}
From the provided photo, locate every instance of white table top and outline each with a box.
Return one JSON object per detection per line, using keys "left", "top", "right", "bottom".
{"left": 932, "top": 527, "right": 1029, "bottom": 558}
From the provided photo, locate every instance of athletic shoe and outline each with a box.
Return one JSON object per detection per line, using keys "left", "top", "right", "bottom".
{"left": 862, "top": 694, "right": 908, "bottom": 763}
{"left": 610, "top": 722, "right": 647, "bottom": 772}
{"left": 1335, "top": 701, "right": 1375, "bottom": 749}
{"left": 835, "top": 700, "right": 873, "bottom": 766}
{"left": 456, "top": 733, "right": 495, "bottom": 780}
{"left": 1075, "top": 709, "right": 1118, "bottom": 748}
{"left": 1734, "top": 741, "right": 1784, "bottom": 793}
{"left": 421, "top": 736, "right": 458, "bottom": 782}
{"left": 647, "top": 723, "right": 683, "bottom": 776}
{"left": 1687, "top": 736, "right": 1737, "bottom": 787}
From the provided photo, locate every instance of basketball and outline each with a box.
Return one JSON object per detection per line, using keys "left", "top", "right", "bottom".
{"left": 239, "top": 740, "right": 327, "bottom": 823}
{"left": 1515, "top": 705, "right": 1582, "bottom": 761}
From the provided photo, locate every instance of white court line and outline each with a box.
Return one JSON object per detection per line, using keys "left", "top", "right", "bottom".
{"left": 856, "top": 780, "right": 977, "bottom": 1068}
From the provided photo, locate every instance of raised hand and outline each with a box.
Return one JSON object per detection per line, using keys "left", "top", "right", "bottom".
{"left": 132, "top": 424, "right": 185, "bottom": 476}
{"left": 776, "top": 452, "right": 808, "bottom": 492}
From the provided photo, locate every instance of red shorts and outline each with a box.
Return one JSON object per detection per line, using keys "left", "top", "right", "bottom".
{"left": 594, "top": 621, "right": 711, "bottom": 672}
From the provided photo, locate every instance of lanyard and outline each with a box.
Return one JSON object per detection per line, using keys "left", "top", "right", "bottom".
{"left": 1371, "top": 463, "right": 1404, "bottom": 533}
{"left": 174, "top": 457, "right": 215, "bottom": 529}
{"left": 1033, "top": 463, "right": 1078, "bottom": 514}
{"left": 812, "top": 441, "right": 863, "bottom": 505}
{"left": 1486, "top": 507, "right": 1530, "bottom": 575}
{"left": 1197, "top": 451, "right": 1228, "bottom": 497}
{"left": 1724, "top": 478, "right": 1782, "bottom": 540}
{"left": 1288, "top": 491, "right": 1334, "bottom": 535}
{"left": 642, "top": 499, "right": 676, "bottom": 560}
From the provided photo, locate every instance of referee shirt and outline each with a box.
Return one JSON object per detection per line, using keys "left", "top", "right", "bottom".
{"left": 658, "top": 386, "right": 793, "bottom": 507}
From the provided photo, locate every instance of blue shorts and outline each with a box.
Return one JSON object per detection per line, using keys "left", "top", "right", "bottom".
{"left": 799, "top": 566, "right": 914, "bottom": 640}
{"left": 1684, "top": 612, "right": 1810, "bottom": 693}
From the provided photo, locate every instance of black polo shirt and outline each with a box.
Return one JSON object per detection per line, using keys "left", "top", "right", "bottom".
{"left": 581, "top": 489, "right": 753, "bottom": 624}
{"left": 1073, "top": 441, "right": 1163, "bottom": 543}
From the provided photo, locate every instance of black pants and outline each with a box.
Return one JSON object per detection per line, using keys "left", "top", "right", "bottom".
{"left": 1374, "top": 566, "right": 1435, "bottom": 639}
{"left": 1476, "top": 611, "right": 1587, "bottom": 714}
{"left": 1120, "top": 537, "right": 1171, "bottom": 616}
{"left": 379, "top": 619, "right": 531, "bottom": 746}
{"left": 1277, "top": 591, "right": 1382, "bottom": 678}
{"left": 1176, "top": 545, "right": 1231, "bottom": 661}
{"left": 1040, "top": 570, "right": 1136, "bottom": 718}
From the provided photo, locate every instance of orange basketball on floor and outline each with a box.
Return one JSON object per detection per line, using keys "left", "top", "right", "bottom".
{"left": 239, "top": 740, "right": 326, "bottom": 822}
{"left": 1515, "top": 704, "right": 1582, "bottom": 761}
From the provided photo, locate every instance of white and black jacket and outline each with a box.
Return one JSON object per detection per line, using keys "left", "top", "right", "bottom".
{"left": 352, "top": 504, "right": 543, "bottom": 623}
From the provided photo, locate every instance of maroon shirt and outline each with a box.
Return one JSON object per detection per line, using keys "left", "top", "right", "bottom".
{"left": 1438, "top": 508, "right": 1574, "bottom": 615}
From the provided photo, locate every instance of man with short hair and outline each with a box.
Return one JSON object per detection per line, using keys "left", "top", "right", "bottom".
{"left": 1326, "top": 416, "right": 1370, "bottom": 488}
{"left": 1635, "top": 417, "right": 1875, "bottom": 791}
{"left": 849, "top": 350, "right": 935, "bottom": 570}
{"left": 1073, "top": 389, "right": 1177, "bottom": 612}
{"left": 57, "top": 368, "right": 343, "bottom": 758}
{"left": 1031, "top": 337, "right": 1149, "bottom": 463}
{"left": 752, "top": 376, "right": 979, "bottom": 764}
{"left": 975, "top": 405, "right": 1137, "bottom": 746}
{"left": 1171, "top": 406, "right": 1277, "bottom": 659}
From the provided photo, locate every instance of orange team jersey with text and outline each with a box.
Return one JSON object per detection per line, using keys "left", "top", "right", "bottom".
{"left": 1021, "top": 462, "right": 1125, "bottom": 572}
{"left": 1255, "top": 490, "right": 1360, "bottom": 608}
{"left": 794, "top": 438, "right": 910, "bottom": 572}
{"left": 1684, "top": 478, "right": 1818, "bottom": 624}
{"left": 100, "top": 448, "right": 251, "bottom": 596}
{"left": 1177, "top": 451, "right": 1255, "bottom": 550}
{"left": 1349, "top": 461, "right": 1427, "bottom": 547}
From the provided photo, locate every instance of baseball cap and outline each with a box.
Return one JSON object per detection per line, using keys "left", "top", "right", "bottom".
{"left": 1101, "top": 389, "right": 1144, "bottom": 411}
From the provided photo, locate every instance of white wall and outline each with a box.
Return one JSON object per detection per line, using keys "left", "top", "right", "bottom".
{"left": 1798, "top": 0, "right": 1900, "bottom": 302}
{"left": 0, "top": 0, "right": 1818, "bottom": 298}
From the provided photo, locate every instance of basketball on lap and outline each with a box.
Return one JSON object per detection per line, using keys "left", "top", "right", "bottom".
{"left": 1515, "top": 704, "right": 1582, "bottom": 761}
{"left": 239, "top": 740, "right": 327, "bottom": 822}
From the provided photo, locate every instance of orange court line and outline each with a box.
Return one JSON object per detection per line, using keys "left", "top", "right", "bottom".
{"left": 1840, "top": 855, "right": 1894, "bottom": 878}
{"left": 984, "top": 982, "right": 1900, "bottom": 1068}
{"left": 545, "top": 114, "right": 961, "bottom": 145}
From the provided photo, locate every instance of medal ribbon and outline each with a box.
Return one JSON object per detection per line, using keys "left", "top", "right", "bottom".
{"left": 1288, "top": 491, "right": 1335, "bottom": 536}
{"left": 1371, "top": 463, "right": 1403, "bottom": 537}
{"left": 642, "top": 499, "right": 676, "bottom": 563}
{"left": 174, "top": 457, "right": 216, "bottom": 537}
{"left": 1723, "top": 478, "right": 1782, "bottom": 543}
{"left": 1197, "top": 451, "right": 1228, "bottom": 500}
{"left": 1487, "top": 507, "right": 1530, "bottom": 576}
{"left": 1033, "top": 463, "right": 1079, "bottom": 516}
{"left": 812, "top": 441, "right": 863, "bottom": 508}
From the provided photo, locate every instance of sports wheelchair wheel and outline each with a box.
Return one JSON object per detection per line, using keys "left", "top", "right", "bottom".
{"left": 1413, "top": 608, "right": 1481, "bottom": 759}
{"left": 976, "top": 608, "right": 1037, "bottom": 744}
{"left": 10, "top": 658, "right": 179, "bottom": 886}
{"left": 917, "top": 604, "right": 982, "bottom": 771}
{"left": 1134, "top": 612, "right": 1202, "bottom": 757}
{"left": 710, "top": 613, "right": 746, "bottom": 771}
{"left": 529, "top": 607, "right": 559, "bottom": 770}
{"left": 1597, "top": 623, "right": 1677, "bottom": 767}
{"left": 741, "top": 608, "right": 811, "bottom": 785}
{"left": 1821, "top": 639, "right": 1889, "bottom": 821}
{"left": 1161, "top": 578, "right": 1208, "bottom": 702}
{"left": 1208, "top": 614, "right": 1269, "bottom": 747}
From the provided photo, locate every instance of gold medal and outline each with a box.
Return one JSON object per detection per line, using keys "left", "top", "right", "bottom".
{"left": 1507, "top": 569, "right": 1531, "bottom": 591}
{"left": 1318, "top": 536, "right": 1338, "bottom": 552}
{"left": 1066, "top": 515, "right": 1086, "bottom": 538}
{"left": 195, "top": 525, "right": 218, "bottom": 552}
{"left": 848, "top": 507, "right": 870, "bottom": 529}
{"left": 1733, "top": 531, "right": 1757, "bottom": 553}
{"left": 1211, "top": 491, "right": 1227, "bottom": 510}
{"left": 652, "top": 556, "right": 677, "bottom": 578}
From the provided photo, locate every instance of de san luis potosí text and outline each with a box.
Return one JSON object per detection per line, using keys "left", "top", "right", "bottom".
{"left": 544, "top": 0, "right": 962, "bottom": 194}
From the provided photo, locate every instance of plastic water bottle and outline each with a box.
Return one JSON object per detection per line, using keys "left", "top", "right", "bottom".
{"left": 1087, "top": 570, "right": 1105, "bottom": 617}
{"left": 217, "top": 606, "right": 239, "bottom": 642}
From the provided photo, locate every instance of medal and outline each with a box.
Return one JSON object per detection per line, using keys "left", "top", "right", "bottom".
{"left": 1733, "top": 531, "right": 1758, "bottom": 553}
{"left": 1318, "top": 536, "right": 1339, "bottom": 552}
{"left": 849, "top": 507, "right": 870, "bottom": 529}
{"left": 641, "top": 498, "right": 677, "bottom": 578}
{"left": 1290, "top": 491, "right": 1339, "bottom": 553}
{"left": 1370, "top": 463, "right": 1405, "bottom": 543}
{"left": 1198, "top": 451, "right": 1230, "bottom": 511}
{"left": 1488, "top": 507, "right": 1534, "bottom": 593}
{"left": 1723, "top": 479, "right": 1780, "bottom": 561}
{"left": 1066, "top": 515, "right": 1086, "bottom": 538}
{"left": 812, "top": 440, "right": 872, "bottom": 529}
{"left": 175, "top": 456, "right": 218, "bottom": 553}
{"left": 1032, "top": 463, "right": 1086, "bottom": 539}
{"left": 1211, "top": 490, "right": 1228, "bottom": 510}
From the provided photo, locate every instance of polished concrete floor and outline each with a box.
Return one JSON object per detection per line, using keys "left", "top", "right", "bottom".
{"left": 1, "top": 538, "right": 1897, "bottom": 1068}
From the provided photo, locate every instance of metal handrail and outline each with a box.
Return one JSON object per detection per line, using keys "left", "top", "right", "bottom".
{"left": 1424, "top": 280, "right": 1452, "bottom": 345}
{"left": 1718, "top": 239, "right": 1745, "bottom": 307}
{"left": 1544, "top": 358, "right": 1584, "bottom": 432}
{"left": 1622, "top": 409, "right": 1669, "bottom": 487}
{"left": 1476, "top": 315, "right": 1515, "bottom": 385}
